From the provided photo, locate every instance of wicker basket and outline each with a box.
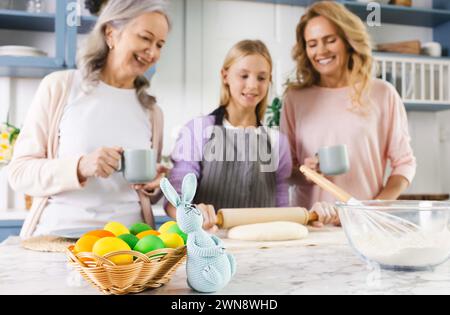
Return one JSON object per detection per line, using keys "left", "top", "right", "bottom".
{"left": 66, "top": 245, "right": 187, "bottom": 295}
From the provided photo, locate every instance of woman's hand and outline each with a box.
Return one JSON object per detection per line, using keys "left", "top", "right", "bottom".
{"left": 77, "top": 146, "right": 123, "bottom": 182}
{"left": 196, "top": 203, "right": 218, "bottom": 232}
{"left": 303, "top": 156, "right": 320, "bottom": 183}
{"left": 310, "top": 201, "right": 340, "bottom": 228}
{"left": 132, "top": 164, "right": 170, "bottom": 194}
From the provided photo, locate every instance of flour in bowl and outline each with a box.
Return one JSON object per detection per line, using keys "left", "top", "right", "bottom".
{"left": 351, "top": 231, "right": 450, "bottom": 267}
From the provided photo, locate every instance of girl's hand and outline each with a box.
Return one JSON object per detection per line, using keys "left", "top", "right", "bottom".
{"left": 196, "top": 203, "right": 218, "bottom": 231}
{"left": 303, "top": 156, "right": 320, "bottom": 183}
{"left": 78, "top": 146, "right": 123, "bottom": 182}
{"left": 310, "top": 201, "right": 340, "bottom": 228}
{"left": 132, "top": 164, "right": 170, "bottom": 194}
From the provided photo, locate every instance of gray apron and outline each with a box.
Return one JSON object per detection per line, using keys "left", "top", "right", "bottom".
{"left": 194, "top": 125, "right": 277, "bottom": 210}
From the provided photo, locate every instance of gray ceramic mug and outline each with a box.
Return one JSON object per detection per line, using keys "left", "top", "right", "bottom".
{"left": 317, "top": 145, "right": 350, "bottom": 176}
{"left": 117, "top": 149, "right": 157, "bottom": 184}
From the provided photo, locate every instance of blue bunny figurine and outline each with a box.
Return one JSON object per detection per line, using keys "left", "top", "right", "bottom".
{"left": 160, "top": 173, "right": 236, "bottom": 293}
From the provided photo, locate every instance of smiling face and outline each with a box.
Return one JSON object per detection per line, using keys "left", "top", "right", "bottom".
{"left": 105, "top": 11, "right": 169, "bottom": 79}
{"left": 222, "top": 54, "right": 271, "bottom": 111}
{"left": 304, "top": 16, "right": 349, "bottom": 82}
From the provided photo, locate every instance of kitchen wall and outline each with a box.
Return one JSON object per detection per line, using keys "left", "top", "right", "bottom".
{"left": 0, "top": 0, "right": 449, "bottom": 211}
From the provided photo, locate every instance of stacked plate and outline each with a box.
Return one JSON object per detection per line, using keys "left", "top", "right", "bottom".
{"left": 0, "top": 45, "right": 47, "bottom": 57}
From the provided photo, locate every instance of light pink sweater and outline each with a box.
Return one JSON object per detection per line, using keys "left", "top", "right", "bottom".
{"left": 8, "top": 70, "right": 164, "bottom": 238}
{"left": 280, "top": 79, "right": 417, "bottom": 209}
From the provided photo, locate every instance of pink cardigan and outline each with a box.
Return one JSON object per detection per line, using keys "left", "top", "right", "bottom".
{"left": 8, "top": 70, "right": 164, "bottom": 239}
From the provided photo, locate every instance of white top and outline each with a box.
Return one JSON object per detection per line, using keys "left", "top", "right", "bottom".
{"left": 34, "top": 71, "right": 152, "bottom": 236}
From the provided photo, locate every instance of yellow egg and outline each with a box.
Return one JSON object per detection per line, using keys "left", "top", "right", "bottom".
{"left": 159, "top": 232, "right": 184, "bottom": 249}
{"left": 158, "top": 221, "right": 177, "bottom": 234}
{"left": 104, "top": 222, "right": 130, "bottom": 236}
{"left": 74, "top": 235, "right": 100, "bottom": 253}
{"left": 92, "top": 237, "right": 133, "bottom": 265}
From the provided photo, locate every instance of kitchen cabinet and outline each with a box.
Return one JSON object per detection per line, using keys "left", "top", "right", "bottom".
{"left": 0, "top": 0, "right": 96, "bottom": 77}
{"left": 0, "top": 0, "right": 154, "bottom": 78}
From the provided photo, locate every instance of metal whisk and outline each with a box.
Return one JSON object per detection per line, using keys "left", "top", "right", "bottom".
{"left": 299, "top": 166, "right": 422, "bottom": 236}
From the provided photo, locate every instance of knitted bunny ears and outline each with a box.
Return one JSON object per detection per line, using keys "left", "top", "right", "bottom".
{"left": 160, "top": 173, "right": 197, "bottom": 208}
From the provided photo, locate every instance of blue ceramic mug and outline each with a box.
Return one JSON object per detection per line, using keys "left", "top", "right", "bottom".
{"left": 318, "top": 145, "right": 350, "bottom": 176}
{"left": 117, "top": 149, "right": 157, "bottom": 184}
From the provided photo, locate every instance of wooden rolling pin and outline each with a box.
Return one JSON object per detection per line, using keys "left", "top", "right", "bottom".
{"left": 216, "top": 207, "right": 318, "bottom": 229}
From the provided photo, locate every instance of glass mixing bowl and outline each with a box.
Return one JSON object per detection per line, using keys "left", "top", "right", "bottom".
{"left": 336, "top": 200, "right": 450, "bottom": 271}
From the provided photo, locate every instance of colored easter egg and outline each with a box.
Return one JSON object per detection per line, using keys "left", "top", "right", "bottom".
{"left": 104, "top": 222, "right": 130, "bottom": 236}
{"left": 159, "top": 232, "right": 184, "bottom": 249}
{"left": 117, "top": 233, "right": 139, "bottom": 249}
{"left": 158, "top": 221, "right": 177, "bottom": 234}
{"left": 129, "top": 222, "right": 152, "bottom": 235}
{"left": 74, "top": 235, "right": 100, "bottom": 253}
{"left": 92, "top": 237, "right": 132, "bottom": 265}
{"left": 136, "top": 230, "right": 160, "bottom": 239}
{"left": 82, "top": 229, "right": 115, "bottom": 238}
{"left": 133, "top": 235, "right": 165, "bottom": 254}
{"left": 167, "top": 224, "right": 187, "bottom": 244}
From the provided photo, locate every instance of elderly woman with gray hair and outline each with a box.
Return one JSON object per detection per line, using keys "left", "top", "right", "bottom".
{"left": 8, "top": 0, "right": 170, "bottom": 238}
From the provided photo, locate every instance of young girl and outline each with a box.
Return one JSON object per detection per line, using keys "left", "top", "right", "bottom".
{"left": 165, "top": 40, "right": 292, "bottom": 231}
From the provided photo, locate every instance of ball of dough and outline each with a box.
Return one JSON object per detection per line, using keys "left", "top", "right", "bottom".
{"left": 227, "top": 221, "right": 308, "bottom": 241}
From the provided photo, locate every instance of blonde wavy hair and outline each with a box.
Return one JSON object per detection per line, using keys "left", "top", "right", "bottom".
{"left": 77, "top": 0, "right": 171, "bottom": 109}
{"left": 288, "top": 1, "right": 373, "bottom": 109}
{"left": 219, "top": 40, "right": 273, "bottom": 122}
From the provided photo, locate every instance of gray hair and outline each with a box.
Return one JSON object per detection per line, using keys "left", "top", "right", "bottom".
{"left": 77, "top": 0, "right": 171, "bottom": 109}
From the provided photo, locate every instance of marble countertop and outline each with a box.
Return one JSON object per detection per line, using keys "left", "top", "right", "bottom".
{"left": 1, "top": 227, "right": 450, "bottom": 295}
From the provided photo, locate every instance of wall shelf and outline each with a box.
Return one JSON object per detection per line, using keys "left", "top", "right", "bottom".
{"left": 339, "top": 1, "right": 450, "bottom": 28}
{"left": 404, "top": 103, "right": 450, "bottom": 112}
{"left": 0, "top": 0, "right": 67, "bottom": 78}
{"left": 245, "top": 0, "right": 450, "bottom": 27}
{"left": 0, "top": 9, "right": 56, "bottom": 32}
{"left": 0, "top": 1, "right": 98, "bottom": 77}
{"left": 0, "top": 56, "right": 65, "bottom": 77}
{"left": 373, "top": 51, "right": 450, "bottom": 61}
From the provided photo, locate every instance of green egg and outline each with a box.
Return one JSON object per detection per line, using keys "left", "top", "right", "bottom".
{"left": 133, "top": 235, "right": 165, "bottom": 254}
{"left": 167, "top": 224, "right": 188, "bottom": 244}
{"left": 117, "top": 233, "right": 140, "bottom": 249}
{"left": 129, "top": 222, "right": 152, "bottom": 235}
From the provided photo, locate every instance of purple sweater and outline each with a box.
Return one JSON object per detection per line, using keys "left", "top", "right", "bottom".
{"left": 166, "top": 115, "right": 292, "bottom": 209}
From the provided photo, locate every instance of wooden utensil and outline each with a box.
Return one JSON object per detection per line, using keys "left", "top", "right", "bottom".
{"left": 216, "top": 207, "right": 318, "bottom": 229}
{"left": 299, "top": 165, "right": 353, "bottom": 202}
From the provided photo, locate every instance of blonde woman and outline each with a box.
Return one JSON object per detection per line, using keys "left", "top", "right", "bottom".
{"left": 8, "top": 0, "right": 170, "bottom": 238}
{"left": 280, "top": 1, "right": 416, "bottom": 226}
{"left": 166, "top": 40, "right": 292, "bottom": 232}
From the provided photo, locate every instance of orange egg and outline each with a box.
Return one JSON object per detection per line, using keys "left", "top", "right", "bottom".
{"left": 74, "top": 235, "right": 100, "bottom": 253}
{"left": 82, "top": 229, "right": 115, "bottom": 238}
{"left": 136, "top": 230, "right": 160, "bottom": 239}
